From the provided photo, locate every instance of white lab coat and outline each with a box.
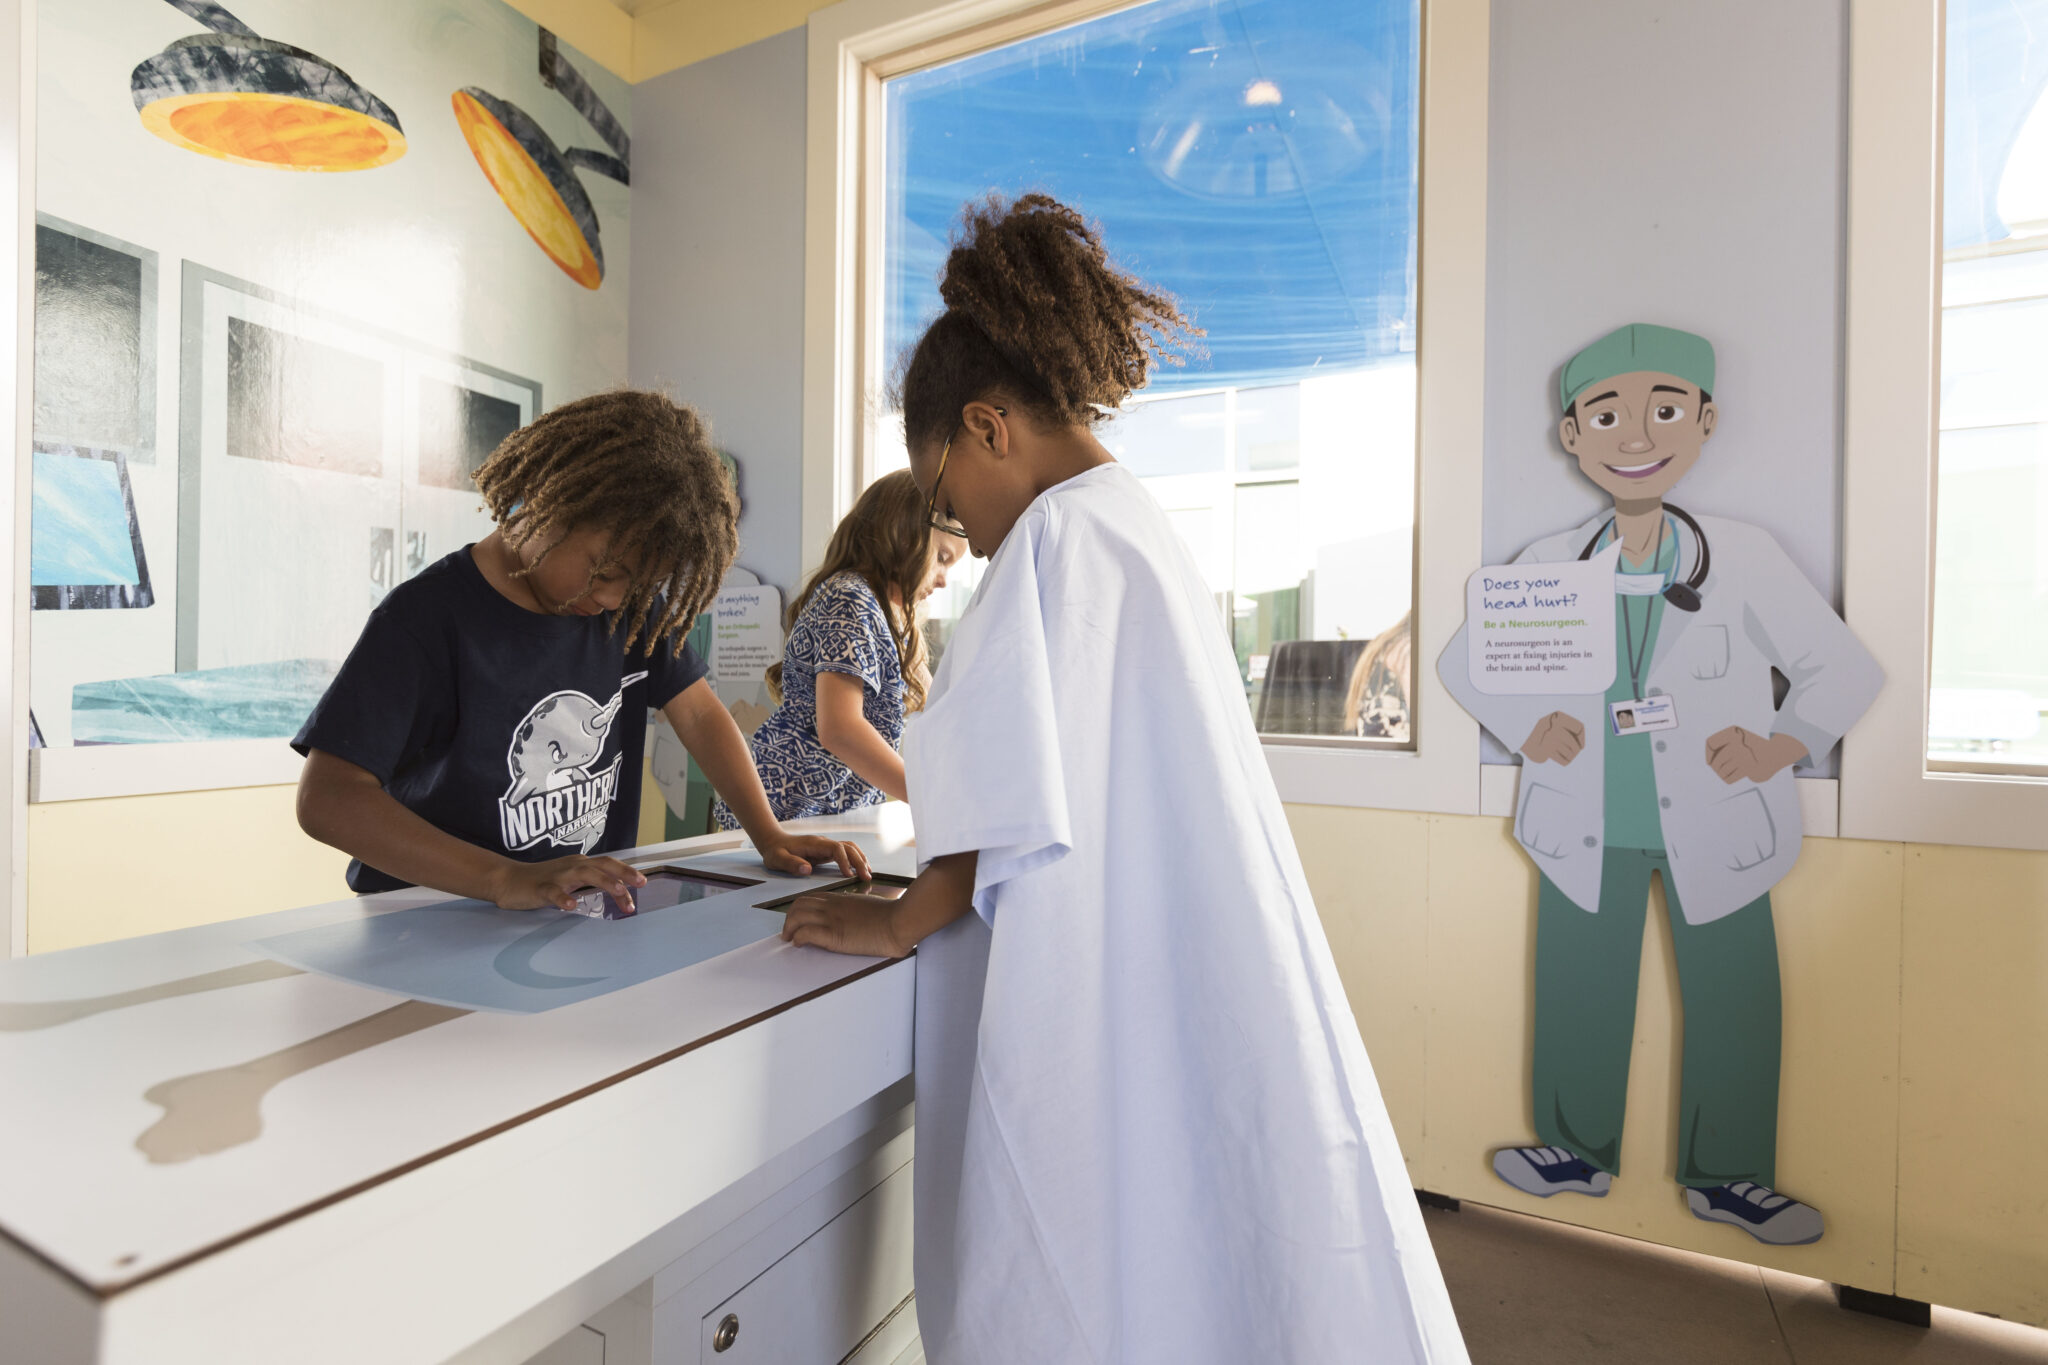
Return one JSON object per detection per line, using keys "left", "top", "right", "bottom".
{"left": 1439, "top": 512, "right": 1881, "bottom": 924}
{"left": 903, "top": 464, "right": 1466, "bottom": 1365}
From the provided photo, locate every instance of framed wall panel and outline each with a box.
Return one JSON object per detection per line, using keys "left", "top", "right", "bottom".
{"left": 178, "top": 264, "right": 406, "bottom": 676}
{"left": 174, "top": 263, "right": 540, "bottom": 682}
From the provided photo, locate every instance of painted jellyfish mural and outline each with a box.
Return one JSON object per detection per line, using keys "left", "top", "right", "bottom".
{"left": 454, "top": 28, "right": 631, "bottom": 289}
{"left": 129, "top": 0, "right": 407, "bottom": 172}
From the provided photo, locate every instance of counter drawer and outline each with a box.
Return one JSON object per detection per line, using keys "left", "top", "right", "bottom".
{"left": 695, "top": 1160, "right": 914, "bottom": 1364}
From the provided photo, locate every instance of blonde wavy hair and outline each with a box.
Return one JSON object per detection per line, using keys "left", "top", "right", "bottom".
{"left": 769, "top": 470, "right": 940, "bottom": 711}
{"left": 1343, "top": 613, "right": 1413, "bottom": 736}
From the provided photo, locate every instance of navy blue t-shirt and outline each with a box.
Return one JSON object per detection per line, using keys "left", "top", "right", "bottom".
{"left": 293, "top": 546, "right": 708, "bottom": 893}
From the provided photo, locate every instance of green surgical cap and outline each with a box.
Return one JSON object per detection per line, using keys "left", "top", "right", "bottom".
{"left": 1559, "top": 324, "right": 1716, "bottom": 411}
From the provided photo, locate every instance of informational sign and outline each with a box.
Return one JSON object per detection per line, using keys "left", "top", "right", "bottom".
{"left": 650, "top": 569, "right": 784, "bottom": 830}
{"left": 1464, "top": 543, "right": 1620, "bottom": 695}
{"left": 709, "top": 585, "right": 782, "bottom": 691}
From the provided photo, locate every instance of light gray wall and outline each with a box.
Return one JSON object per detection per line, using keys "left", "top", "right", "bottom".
{"left": 1480, "top": 0, "right": 1846, "bottom": 602}
{"left": 629, "top": 27, "right": 808, "bottom": 601}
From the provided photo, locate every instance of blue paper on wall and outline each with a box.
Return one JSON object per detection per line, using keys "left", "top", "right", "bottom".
{"left": 253, "top": 893, "right": 788, "bottom": 1014}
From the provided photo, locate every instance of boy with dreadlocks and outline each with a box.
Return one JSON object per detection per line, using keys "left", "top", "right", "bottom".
{"left": 295, "top": 389, "right": 866, "bottom": 911}
{"left": 777, "top": 196, "right": 1465, "bottom": 1363}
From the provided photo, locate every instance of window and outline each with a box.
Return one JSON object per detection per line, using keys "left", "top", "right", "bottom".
{"left": 870, "top": 0, "right": 1421, "bottom": 742}
{"left": 1842, "top": 0, "right": 2048, "bottom": 847}
{"left": 1931, "top": 0, "right": 2048, "bottom": 774}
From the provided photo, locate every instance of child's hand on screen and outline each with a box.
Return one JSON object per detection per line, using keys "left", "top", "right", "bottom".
{"left": 488, "top": 856, "right": 647, "bottom": 913}
{"left": 780, "top": 892, "right": 907, "bottom": 958}
{"left": 759, "top": 835, "right": 872, "bottom": 880}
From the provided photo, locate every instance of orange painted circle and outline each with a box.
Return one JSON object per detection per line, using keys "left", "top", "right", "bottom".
{"left": 139, "top": 92, "right": 405, "bottom": 172}
{"left": 451, "top": 91, "right": 602, "bottom": 290}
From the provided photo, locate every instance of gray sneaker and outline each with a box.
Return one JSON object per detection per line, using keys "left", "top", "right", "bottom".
{"left": 1491, "top": 1145, "right": 1613, "bottom": 1197}
{"left": 1685, "top": 1181, "right": 1825, "bottom": 1245}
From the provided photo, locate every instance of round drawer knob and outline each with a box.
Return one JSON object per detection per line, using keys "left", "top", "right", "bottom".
{"left": 713, "top": 1313, "right": 740, "bottom": 1352}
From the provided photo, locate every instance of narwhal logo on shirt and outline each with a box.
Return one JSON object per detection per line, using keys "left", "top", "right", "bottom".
{"left": 497, "top": 672, "right": 645, "bottom": 852}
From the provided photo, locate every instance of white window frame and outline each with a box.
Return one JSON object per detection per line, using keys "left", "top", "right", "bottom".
{"left": 1839, "top": 0, "right": 2048, "bottom": 849}
{"left": 3, "top": 0, "right": 31, "bottom": 956}
{"left": 803, "top": 0, "right": 1491, "bottom": 815}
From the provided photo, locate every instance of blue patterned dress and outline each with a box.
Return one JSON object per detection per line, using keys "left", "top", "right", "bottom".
{"left": 715, "top": 572, "right": 906, "bottom": 827}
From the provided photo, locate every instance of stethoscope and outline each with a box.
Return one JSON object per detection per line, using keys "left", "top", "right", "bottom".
{"left": 1575, "top": 503, "right": 1711, "bottom": 613}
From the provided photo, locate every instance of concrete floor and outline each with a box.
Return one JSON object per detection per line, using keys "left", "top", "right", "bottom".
{"left": 1426, "top": 1201, "right": 2048, "bottom": 1364}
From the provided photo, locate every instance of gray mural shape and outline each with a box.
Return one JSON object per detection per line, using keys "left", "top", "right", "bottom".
{"left": 34, "top": 216, "right": 156, "bottom": 463}
{"left": 130, "top": 0, "right": 406, "bottom": 164}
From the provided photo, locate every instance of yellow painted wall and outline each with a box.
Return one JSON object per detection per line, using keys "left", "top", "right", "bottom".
{"left": 497, "top": 0, "right": 823, "bottom": 84}
{"left": 26, "top": 786, "right": 348, "bottom": 954}
{"left": 498, "top": 0, "right": 636, "bottom": 80}
{"left": 630, "top": 0, "right": 822, "bottom": 81}
{"left": 26, "top": 757, "right": 674, "bottom": 956}
{"left": 1285, "top": 804, "right": 2048, "bottom": 1328}
{"left": 1896, "top": 845, "right": 2048, "bottom": 1324}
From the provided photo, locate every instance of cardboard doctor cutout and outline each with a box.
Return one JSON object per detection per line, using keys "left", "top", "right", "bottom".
{"left": 1435, "top": 323, "right": 1883, "bottom": 1248}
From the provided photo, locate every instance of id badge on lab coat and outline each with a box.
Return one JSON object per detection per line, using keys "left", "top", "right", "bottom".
{"left": 1610, "top": 695, "right": 1679, "bottom": 735}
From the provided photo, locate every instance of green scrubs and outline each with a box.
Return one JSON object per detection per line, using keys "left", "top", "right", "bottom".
{"left": 1602, "top": 532, "right": 1676, "bottom": 851}
{"left": 1529, "top": 523, "right": 1784, "bottom": 1187}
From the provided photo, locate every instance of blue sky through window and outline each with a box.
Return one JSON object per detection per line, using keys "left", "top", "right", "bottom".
{"left": 1945, "top": 0, "right": 2048, "bottom": 248}
{"left": 883, "top": 0, "right": 1421, "bottom": 392}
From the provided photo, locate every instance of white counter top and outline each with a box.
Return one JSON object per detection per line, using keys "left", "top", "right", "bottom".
{"left": 0, "top": 814, "right": 919, "bottom": 1365}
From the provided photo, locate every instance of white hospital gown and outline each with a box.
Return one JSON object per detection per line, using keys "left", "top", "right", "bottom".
{"left": 902, "top": 463, "right": 1467, "bottom": 1365}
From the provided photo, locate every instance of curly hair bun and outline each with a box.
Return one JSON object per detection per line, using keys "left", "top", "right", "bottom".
{"left": 899, "top": 194, "right": 1198, "bottom": 453}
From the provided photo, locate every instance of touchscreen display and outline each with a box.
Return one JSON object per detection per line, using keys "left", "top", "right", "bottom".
{"left": 754, "top": 876, "right": 913, "bottom": 911}
{"left": 834, "top": 880, "right": 909, "bottom": 901}
{"left": 567, "top": 870, "right": 759, "bottom": 920}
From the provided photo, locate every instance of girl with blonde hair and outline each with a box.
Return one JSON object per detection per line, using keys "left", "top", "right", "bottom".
{"left": 716, "top": 469, "right": 963, "bottom": 825}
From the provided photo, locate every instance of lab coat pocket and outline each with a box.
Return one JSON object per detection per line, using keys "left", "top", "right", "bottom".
{"left": 1709, "top": 786, "right": 1778, "bottom": 871}
{"left": 1686, "top": 625, "right": 1730, "bottom": 680}
{"left": 1517, "top": 781, "right": 1590, "bottom": 861}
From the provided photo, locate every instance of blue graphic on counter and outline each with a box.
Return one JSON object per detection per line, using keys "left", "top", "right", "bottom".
{"left": 72, "top": 658, "right": 339, "bottom": 743}
{"left": 252, "top": 887, "right": 791, "bottom": 1013}
{"left": 30, "top": 443, "right": 153, "bottom": 610}
{"left": 492, "top": 918, "right": 605, "bottom": 989}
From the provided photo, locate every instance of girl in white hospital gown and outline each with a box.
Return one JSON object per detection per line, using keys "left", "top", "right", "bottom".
{"left": 779, "top": 193, "right": 1468, "bottom": 1365}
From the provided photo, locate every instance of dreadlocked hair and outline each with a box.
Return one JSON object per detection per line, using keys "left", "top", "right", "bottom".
{"left": 473, "top": 389, "right": 737, "bottom": 657}
{"left": 768, "top": 470, "right": 941, "bottom": 712}
{"left": 896, "top": 193, "right": 1200, "bottom": 455}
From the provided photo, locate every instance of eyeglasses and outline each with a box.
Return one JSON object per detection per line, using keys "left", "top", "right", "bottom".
{"left": 924, "top": 407, "right": 1001, "bottom": 537}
